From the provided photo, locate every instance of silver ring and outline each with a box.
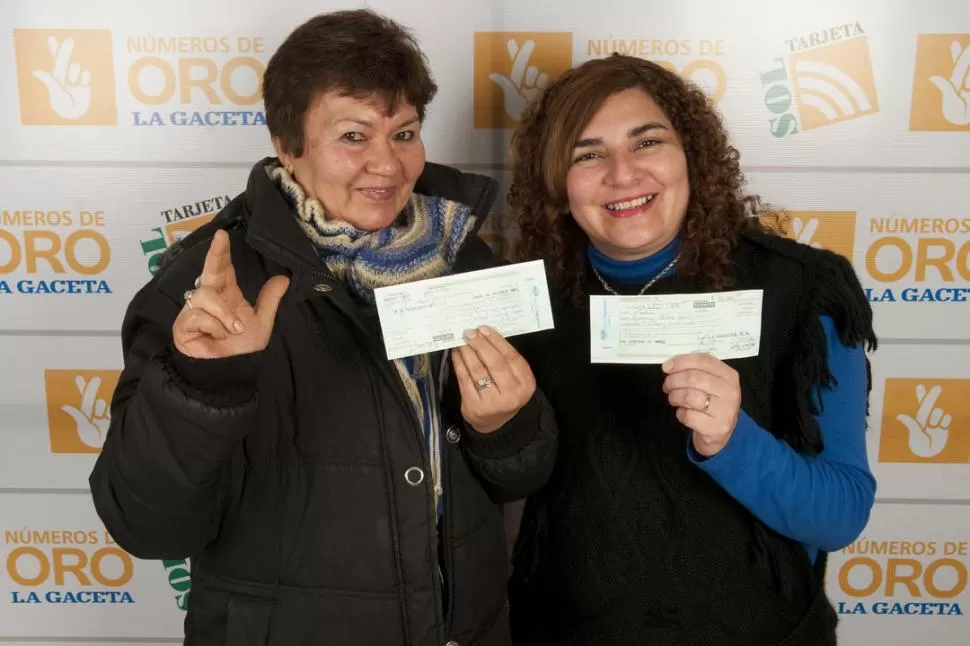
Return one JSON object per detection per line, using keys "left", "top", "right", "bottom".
{"left": 702, "top": 394, "right": 711, "bottom": 411}
{"left": 183, "top": 289, "right": 195, "bottom": 309}
{"left": 474, "top": 376, "right": 495, "bottom": 391}
{"left": 194, "top": 275, "right": 202, "bottom": 289}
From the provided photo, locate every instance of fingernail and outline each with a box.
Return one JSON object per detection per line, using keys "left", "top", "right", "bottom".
{"left": 464, "top": 329, "right": 477, "bottom": 340}
{"left": 662, "top": 360, "right": 672, "bottom": 372}
{"left": 479, "top": 326, "right": 492, "bottom": 337}
{"left": 234, "top": 320, "right": 245, "bottom": 333}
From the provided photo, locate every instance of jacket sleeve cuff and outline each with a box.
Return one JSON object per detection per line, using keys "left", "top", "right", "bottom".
{"left": 461, "top": 395, "right": 540, "bottom": 459}
{"left": 166, "top": 345, "right": 263, "bottom": 408}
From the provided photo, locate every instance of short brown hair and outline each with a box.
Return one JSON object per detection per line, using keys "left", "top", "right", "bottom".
{"left": 263, "top": 9, "right": 438, "bottom": 158}
{"left": 509, "top": 54, "right": 775, "bottom": 306}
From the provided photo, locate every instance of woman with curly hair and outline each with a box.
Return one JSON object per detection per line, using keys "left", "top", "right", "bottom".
{"left": 505, "top": 54, "right": 878, "bottom": 645}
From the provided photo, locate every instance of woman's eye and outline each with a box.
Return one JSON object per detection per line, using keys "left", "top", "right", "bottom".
{"left": 573, "top": 152, "right": 599, "bottom": 164}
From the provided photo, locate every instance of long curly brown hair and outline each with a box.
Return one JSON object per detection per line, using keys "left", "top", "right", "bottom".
{"left": 509, "top": 54, "right": 784, "bottom": 306}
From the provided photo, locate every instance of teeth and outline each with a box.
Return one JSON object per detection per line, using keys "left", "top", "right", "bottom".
{"left": 606, "top": 194, "right": 654, "bottom": 211}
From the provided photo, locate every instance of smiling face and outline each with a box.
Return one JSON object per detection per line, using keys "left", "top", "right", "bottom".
{"left": 275, "top": 91, "right": 426, "bottom": 231}
{"left": 564, "top": 87, "right": 691, "bottom": 261}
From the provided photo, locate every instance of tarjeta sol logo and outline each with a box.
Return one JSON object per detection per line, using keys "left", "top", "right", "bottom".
{"left": 832, "top": 536, "right": 967, "bottom": 616}
{"left": 4, "top": 527, "right": 135, "bottom": 605}
{"left": 13, "top": 29, "right": 269, "bottom": 127}
{"left": 139, "top": 195, "right": 231, "bottom": 276}
{"left": 162, "top": 559, "right": 191, "bottom": 611}
{"left": 0, "top": 208, "right": 113, "bottom": 295}
{"left": 758, "top": 21, "right": 879, "bottom": 137}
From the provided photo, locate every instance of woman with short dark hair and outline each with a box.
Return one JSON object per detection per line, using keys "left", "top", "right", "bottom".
{"left": 90, "top": 10, "right": 557, "bottom": 645}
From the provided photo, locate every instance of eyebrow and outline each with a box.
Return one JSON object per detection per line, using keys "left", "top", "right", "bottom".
{"left": 336, "top": 116, "right": 420, "bottom": 129}
{"left": 574, "top": 121, "right": 668, "bottom": 148}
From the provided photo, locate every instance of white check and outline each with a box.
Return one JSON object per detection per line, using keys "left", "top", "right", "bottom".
{"left": 374, "top": 260, "right": 554, "bottom": 360}
{"left": 590, "top": 289, "right": 763, "bottom": 364}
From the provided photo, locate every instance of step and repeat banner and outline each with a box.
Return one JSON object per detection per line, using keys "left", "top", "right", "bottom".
{"left": 1, "top": 0, "right": 969, "bottom": 643}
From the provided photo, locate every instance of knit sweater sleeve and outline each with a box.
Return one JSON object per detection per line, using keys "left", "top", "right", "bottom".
{"left": 687, "top": 315, "right": 876, "bottom": 554}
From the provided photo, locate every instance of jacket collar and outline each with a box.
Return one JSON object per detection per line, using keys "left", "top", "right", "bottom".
{"left": 241, "top": 156, "right": 499, "bottom": 274}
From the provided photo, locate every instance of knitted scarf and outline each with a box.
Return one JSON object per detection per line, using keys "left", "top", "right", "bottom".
{"left": 267, "top": 160, "right": 476, "bottom": 514}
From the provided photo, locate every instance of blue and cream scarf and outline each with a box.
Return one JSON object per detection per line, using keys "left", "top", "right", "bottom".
{"left": 267, "top": 160, "right": 476, "bottom": 515}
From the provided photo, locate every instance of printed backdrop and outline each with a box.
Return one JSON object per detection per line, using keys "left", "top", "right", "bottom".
{"left": 1, "top": 0, "right": 969, "bottom": 643}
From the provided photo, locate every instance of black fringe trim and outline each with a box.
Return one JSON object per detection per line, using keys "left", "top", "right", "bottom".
{"left": 743, "top": 230, "right": 878, "bottom": 457}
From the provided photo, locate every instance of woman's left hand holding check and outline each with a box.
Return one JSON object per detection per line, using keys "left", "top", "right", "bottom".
{"left": 452, "top": 326, "right": 536, "bottom": 434}
{"left": 662, "top": 353, "right": 742, "bottom": 457}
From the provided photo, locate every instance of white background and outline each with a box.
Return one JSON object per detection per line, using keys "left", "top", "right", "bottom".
{"left": 1, "top": 0, "right": 968, "bottom": 643}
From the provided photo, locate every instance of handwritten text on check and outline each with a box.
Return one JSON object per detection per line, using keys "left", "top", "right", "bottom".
{"left": 374, "top": 260, "right": 554, "bottom": 360}
{"left": 590, "top": 289, "right": 764, "bottom": 364}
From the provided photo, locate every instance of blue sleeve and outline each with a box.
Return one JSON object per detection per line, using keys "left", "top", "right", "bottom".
{"left": 687, "top": 315, "right": 876, "bottom": 555}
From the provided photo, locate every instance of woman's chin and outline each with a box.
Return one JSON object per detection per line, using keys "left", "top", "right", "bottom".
{"left": 337, "top": 207, "right": 404, "bottom": 231}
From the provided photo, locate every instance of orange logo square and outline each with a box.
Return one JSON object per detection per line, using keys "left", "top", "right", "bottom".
{"left": 879, "top": 379, "right": 970, "bottom": 464}
{"left": 790, "top": 36, "right": 879, "bottom": 131}
{"left": 473, "top": 32, "right": 573, "bottom": 129}
{"left": 45, "top": 370, "right": 121, "bottom": 454}
{"left": 163, "top": 214, "right": 215, "bottom": 245}
{"left": 761, "top": 210, "right": 857, "bottom": 262}
{"left": 13, "top": 29, "right": 117, "bottom": 126}
{"left": 909, "top": 34, "right": 970, "bottom": 132}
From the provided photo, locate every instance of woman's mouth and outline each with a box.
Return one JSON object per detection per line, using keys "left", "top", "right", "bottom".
{"left": 604, "top": 193, "right": 656, "bottom": 217}
{"left": 359, "top": 187, "right": 398, "bottom": 202}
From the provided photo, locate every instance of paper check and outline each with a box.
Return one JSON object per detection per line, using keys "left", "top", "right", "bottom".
{"left": 590, "top": 289, "right": 763, "bottom": 364}
{"left": 374, "top": 260, "right": 554, "bottom": 360}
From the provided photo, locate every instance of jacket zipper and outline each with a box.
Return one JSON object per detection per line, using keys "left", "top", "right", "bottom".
{"left": 249, "top": 236, "right": 447, "bottom": 638}
{"left": 436, "top": 355, "right": 457, "bottom": 629}
{"left": 308, "top": 269, "right": 447, "bottom": 639}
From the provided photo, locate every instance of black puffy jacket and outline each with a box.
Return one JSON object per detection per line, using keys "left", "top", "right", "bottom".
{"left": 89, "top": 159, "right": 559, "bottom": 646}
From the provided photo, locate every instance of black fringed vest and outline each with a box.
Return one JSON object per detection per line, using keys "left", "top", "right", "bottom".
{"left": 509, "top": 228, "right": 876, "bottom": 646}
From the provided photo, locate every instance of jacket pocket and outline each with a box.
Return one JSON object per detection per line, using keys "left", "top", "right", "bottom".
{"left": 225, "top": 594, "right": 273, "bottom": 646}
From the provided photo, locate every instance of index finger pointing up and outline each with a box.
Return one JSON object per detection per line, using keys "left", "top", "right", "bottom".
{"left": 199, "top": 230, "right": 232, "bottom": 290}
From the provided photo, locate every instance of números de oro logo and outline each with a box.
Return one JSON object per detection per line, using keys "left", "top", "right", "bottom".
{"left": 763, "top": 211, "right": 970, "bottom": 305}
{"left": 13, "top": 29, "right": 270, "bottom": 127}
{"left": 864, "top": 216, "right": 970, "bottom": 305}
{"left": 472, "top": 32, "right": 730, "bottom": 129}
{"left": 0, "top": 209, "right": 112, "bottom": 295}
{"left": 4, "top": 528, "right": 135, "bottom": 605}
{"left": 126, "top": 35, "right": 267, "bottom": 127}
{"left": 586, "top": 37, "right": 729, "bottom": 105}
{"left": 833, "top": 537, "right": 967, "bottom": 617}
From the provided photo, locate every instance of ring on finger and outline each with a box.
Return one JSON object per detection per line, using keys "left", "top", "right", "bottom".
{"left": 183, "top": 289, "right": 195, "bottom": 309}
{"left": 474, "top": 376, "right": 495, "bottom": 391}
{"left": 702, "top": 393, "right": 711, "bottom": 411}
